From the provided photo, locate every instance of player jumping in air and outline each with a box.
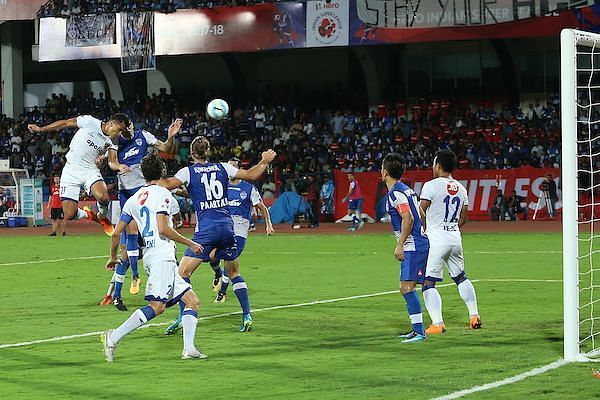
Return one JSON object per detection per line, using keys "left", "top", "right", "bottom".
{"left": 28, "top": 114, "right": 130, "bottom": 235}
{"left": 342, "top": 172, "right": 364, "bottom": 231}
{"left": 161, "top": 136, "right": 276, "bottom": 332}
{"left": 381, "top": 153, "right": 429, "bottom": 343}
{"left": 99, "top": 119, "right": 182, "bottom": 311}
{"left": 102, "top": 154, "right": 206, "bottom": 362}
{"left": 419, "top": 150, "right": 481, "bottom": 334}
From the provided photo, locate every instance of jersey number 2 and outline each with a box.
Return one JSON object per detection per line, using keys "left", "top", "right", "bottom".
{"left": 201, "top": 172, "right": 224, "bottom": 201}
{"left": 140, "top": 206, "right": 154, "bottom": 238}
{"left": 443, "top": 196, "right": 461, "bottom": 223}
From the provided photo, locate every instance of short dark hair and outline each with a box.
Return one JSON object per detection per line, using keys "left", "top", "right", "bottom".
{"left": 435, "top": 150, "right": 457, "bottom": 173}
{"left": 141, "top": 153, "right": 165, "bottom": 182}
{"left": 109, "top": 112, "right": 130, "bottom": 127}
{"left": 382, "top": 153, "right": 405, "bottom": 179}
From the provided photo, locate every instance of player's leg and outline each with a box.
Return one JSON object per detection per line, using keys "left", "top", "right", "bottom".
{"left": 50, "top": 212, "right": 57, "bottom": 236}
{"left": 423, "top": 246, "right": 447, "bottom": 334}
{"left": 110, "top": 239, "right": 130, "bottom": 310}
{"left": 215, "top": 236, "right": 246, "bottom": 303}
{"left": 87, "top": 178, "right": 114, "bottom": 236}
{"left": 59, "top": 210, "right": 66, "bottom": 235}
{"left": 347, "top": 207, "right": 356, "bottom": 231}
{"left": 102, "top": 300, "right": 165, "bottom": 362}
{"left": 208, "top": 248, "right": 223, "bottom": 292}
{"left": 398, "top": 250, "right": 427, "bottom": 343}
{"left": 356, "top": 199, "right": 364, "bottom": 230}
{"left": 126, "top": 220, "right": 141, "bottom": 295}
{"left": 448, "top": 245, "right": 481, "bottom": 329}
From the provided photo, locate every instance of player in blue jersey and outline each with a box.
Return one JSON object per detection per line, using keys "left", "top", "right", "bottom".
{"left": 161, "top": 136, "right": 276, "bottom": 332}
{"left": 208, "top": 157, "right": 274, "bottom": 303}
{"left": 381, "top": 153, "right": 430, "bottom": 343}
{"left": 99, "top": 119, "right": 182, "bottom": 311}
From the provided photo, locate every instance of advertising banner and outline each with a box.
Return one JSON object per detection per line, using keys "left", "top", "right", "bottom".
{"left": 333, "top": 167, "right": 561, "bottom": 221}
{"left": 66, "top": 14, "right": 116, "bottom": 47}
{"left": 121, "top": 12, "right": 156, "bottom": 73}
{"left": 306, "top": 0, "right": 349, "bottom": 47}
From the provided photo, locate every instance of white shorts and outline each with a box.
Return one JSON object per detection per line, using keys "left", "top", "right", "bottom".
{"left": 425, "top": 244, "right": 465, "bottom": 282}
{"left": 59, "top": 163, "right": 104, "bottom": 202}
{"left": 232, "top": 215, "right": 250, "bottom": 239}
{"left": 143, "top": 260, "right": 191, "bottom": 304}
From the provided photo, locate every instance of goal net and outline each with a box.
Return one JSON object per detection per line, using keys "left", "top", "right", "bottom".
{"left": 561, "top": 29, "right": 600, "bottom": 362}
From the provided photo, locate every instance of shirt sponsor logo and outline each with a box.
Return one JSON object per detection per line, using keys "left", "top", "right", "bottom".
{"left": 138, "top": 190, "right": 149, "bottom": 205}
{"left": 87, "top": 139, "right": 110, "bottom": 154}
{"left": 123, "top": 147, "right": 140, "bottom": 160}
{"left": 447, "top": 182, "right": 459, "bottom": 195}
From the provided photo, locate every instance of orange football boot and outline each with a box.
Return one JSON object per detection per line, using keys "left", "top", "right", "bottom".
{"left": 425, "top": 323, "right": 446, "bottom": 335}
{"left": 84, "top": 206, "right": 114, "bottom": 236}
{"left": 470, "top": 315, "right": 482, "bottom": 329}
{"left": 99, "top": 294, "right": 113, "bottom": 306}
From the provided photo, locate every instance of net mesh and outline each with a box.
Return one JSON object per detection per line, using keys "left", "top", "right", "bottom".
{"left": 576, "top": 42, "right": 600, "bottom": 355}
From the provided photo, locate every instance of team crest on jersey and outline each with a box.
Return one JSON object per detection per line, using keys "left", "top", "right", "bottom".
{"left": 138, "top": 190, "right": 149, "bottom": 205}
{"left": 135, "top": 138, "right": 143, "bottom": 146}
{"left": 240, "top": 192, "right": 248, "bottom": 200}
{"left": 447, "top": 182, "right": 459, "bottom": 195}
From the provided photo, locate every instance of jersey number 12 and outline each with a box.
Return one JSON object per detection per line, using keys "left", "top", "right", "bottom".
{"left": 443, "top": 195, "right": 461, "bottom": 223}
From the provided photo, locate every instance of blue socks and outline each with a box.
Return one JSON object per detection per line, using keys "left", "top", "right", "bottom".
{"left": 231, "top": 276, "right": 250, "bottom": 315}
{"left": 126, "top": 234, "right": 140, "bottom": 279}
{"left": 403, "top": 291, "right": 425, "bottom": 336}
{"left": 210, "top": 259, "right": 222, "bottom": 278}
{"left": 219, "top": 268, "right": 230, "bottom": 295}
{"left": 351, "top": 215, "right": 358, "bottom": 228}
{"left": 113, "top": 259, "right": 129, "bottom": 298}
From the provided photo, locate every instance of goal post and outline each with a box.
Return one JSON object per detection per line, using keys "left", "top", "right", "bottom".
{"left": 561, "top": 28, "right": 600, "bottom": 362}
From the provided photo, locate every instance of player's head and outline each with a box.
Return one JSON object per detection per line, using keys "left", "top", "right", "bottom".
{"left": 381, "top": 153, "right": 405, "bottom": 181}
{"left": 229, "top": 157, "right": 241, "bottom": 169}
{"left": 141, "top": 153, "right": 166, "bottom": 182}
{"left": 53, "top": 175, "right": 60, "bottom": 184}
{"left": 190, "top": 136, "right": 211, "bottom": 161}
{"left": 433, "top": 149, "right": 457, "bottom": 177}
{"left": 347, "top": 172, "right": 354, "bottom": 181}
{"left": 105, "top": 113, "right": 130, "bottom": 138}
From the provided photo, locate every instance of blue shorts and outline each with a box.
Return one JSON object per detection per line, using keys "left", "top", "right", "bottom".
{"left": 348, "top": 198, "right": 363, "bottom": 212}
{"left": 184, "top": 223, "right": 238, "bottom": 262}
{"left": 119, "top": 187, "right": 142, "bottom": 245}
{"left": 400, "top": 249, "right": 429, "bottom": 283}
{"left": 235, "top": 236, "right": 247, "bottom": 258}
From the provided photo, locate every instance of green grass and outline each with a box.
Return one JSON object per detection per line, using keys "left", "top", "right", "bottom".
{"left": 0, "top": 231, "right": 596, "bottom": 399}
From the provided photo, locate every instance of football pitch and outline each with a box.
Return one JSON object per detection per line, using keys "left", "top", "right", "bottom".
{"left": 0, "top": 229, "right": 596, "bottom": 399}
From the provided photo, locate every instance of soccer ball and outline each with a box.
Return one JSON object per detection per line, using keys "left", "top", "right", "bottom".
{"left": 206, "top": 98, "right": 229, "bottom": 120}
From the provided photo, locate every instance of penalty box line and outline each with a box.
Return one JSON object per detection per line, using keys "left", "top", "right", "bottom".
{"left": 0, "top": 278, "right": 561, "bottom": 350}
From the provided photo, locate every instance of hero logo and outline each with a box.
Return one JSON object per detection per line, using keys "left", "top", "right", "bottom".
{"left": 315, "top": 1, "right": 339, "bottom": 10}
{"left": 447, "top": 182, "right": 459, "bottom": 196}
{"left": 123, "top": 147, "right": 140, "bottom": 160}
{"left": 138, "top": 190, "right": 149, "bottom": 205}
{"left": 310, "top": 1, "right": 344, "bottom": 45}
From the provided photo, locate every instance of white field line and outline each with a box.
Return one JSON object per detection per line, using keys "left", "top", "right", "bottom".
{"left": 430, "top": 359, "right": 569, "bottom": 400}
{"left": 0, "top": 250, "right": 563, "bottom": 266}
{"left": 0, "top": 278, "right": 562, "bottom": 350}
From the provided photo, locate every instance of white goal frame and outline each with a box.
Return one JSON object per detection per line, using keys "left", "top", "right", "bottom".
{"left": 561, "top": 28, "right": 600, "bottom": 362}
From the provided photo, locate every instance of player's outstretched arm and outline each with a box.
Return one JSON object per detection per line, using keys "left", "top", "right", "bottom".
{"left": 155, "top": 118, "right": 182, "bottom": 153}
{"left": 235, "top": 150, "right": 277, "bottom": 181}
{"left": 458, "top": 204, "right": 468, "bottom": 228}
{"left": 156, "top": 213, "right": 203, "bottom": 254}
{"left": 28, "top": 117, "right": 77, "bottom": 134}
{"left": 107, "top": 149, "right": 131, "bottom": 174}
{"left": 256, "top": 202, "right": 275, "bottom": 235}
{"left": 161, "top": 177, "right": 184, "bottom": 191}
{"left": 106, "top": 219, "right": 128, "bottom": 270}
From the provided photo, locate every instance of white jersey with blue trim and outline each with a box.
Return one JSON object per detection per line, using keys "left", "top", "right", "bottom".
{"left": 117, "top": 129, "right": 158, "bottom": 191}
{"left": 66, "top": 115, "right": 117, "bottom": 170}
{"left": 121, "top": 185, "right": 176, "bottom": 265}
{"left": 420, "top": 177, "right": 469, "bottom": 246}
{"left": 386, "top": 181, "right": 429, "bottom": 252}
{"left": 174, "top": 162, "right": 239, "bottom": 232}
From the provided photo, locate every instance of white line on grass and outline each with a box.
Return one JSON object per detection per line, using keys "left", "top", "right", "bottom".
{"left": 0, "top": 279, "right": 561, "bottom": 350}
{"left": 0, "top": 250, "right": 563, "bottom": 266}
{"left": 430, "top": 359, "right": 569, "bottom": 400}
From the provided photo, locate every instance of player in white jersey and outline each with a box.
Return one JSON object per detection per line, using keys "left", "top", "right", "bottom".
{"left": 28, "top": 113, "right": 130, "bottom": 235}
{"left": 419, "top": 150, "right": 481, "bottom": 334}
{"left": 101, "top": 154, "right": 207, "bottom": 361}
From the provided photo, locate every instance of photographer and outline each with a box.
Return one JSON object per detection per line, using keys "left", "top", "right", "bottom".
{"left": 508, "top": 190, "right": 528, "bottom": 221}
{"left": 543, "top": 173, "right": 558, "bottom": 218}
{"left": 489, "top": 189, "right": 508, "bottom": 221}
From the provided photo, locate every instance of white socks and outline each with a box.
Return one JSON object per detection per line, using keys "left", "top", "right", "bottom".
{"left": 457, "top": 279, "right": 479, "bottom": 317}
{"left": 182, "top": 309, "right": 199, "bottom": 353}
{"left": 110, "top": 309, "right": 149, "bottom": 345}
{"left": 423, "top": 287, "right": 444, "bottom": 325}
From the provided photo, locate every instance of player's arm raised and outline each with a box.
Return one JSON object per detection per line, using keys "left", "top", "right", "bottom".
{"left": 155, "top": 118, "right": 182, "bottom": 153}
{"left": 256, "top": 201, "right": 275, "bottom": 236}
{"left": 395, "top": 207, "right": 414, "bottom": 262}
{"left": 458, "top": 204, "right": 468, "bottom": 228}
{"left": 234, "top": 150, "right": 277, "bottom": 181}
{"left": 156, "top": 213, "right": 203, "bottom": 254}
{"left": 28, "top": 117, "right": 78, "bottom": 133}
{"left": 107, "top": 148, "right": 131, "bottom": 174}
